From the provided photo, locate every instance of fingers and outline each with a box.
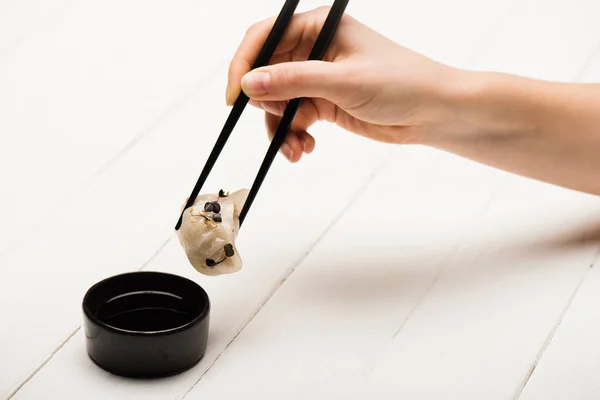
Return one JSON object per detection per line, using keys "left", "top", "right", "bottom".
{"left": 241, "top": 60, "right": 352, "bottom": 105}
{"left": 227, "top": 15, "right": 277, "bottom": 105}
{"left": 297, "top": 130, "right": 316, "bottom": 154}
{"left": 265, "top": 113, "right": 312, "bottom": 163}
{"left": 247, "top": 79, "right": 323, "bottom": 163}
{"left": 226, "top": 7, "right": 335, "bottom": 106}
{"left": 248, "top": 99, "right": 286, "bottom": 116}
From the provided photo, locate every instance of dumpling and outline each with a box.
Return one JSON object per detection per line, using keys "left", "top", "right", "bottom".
{"left": 177, "top": 189, "right": 249, "bottom": 276}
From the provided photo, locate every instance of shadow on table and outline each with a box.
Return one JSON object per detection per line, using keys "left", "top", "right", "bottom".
{"left": 299, "top": 217, "right": 600, "bottom": 307}
{"left": 529, "top": 218, "right": 600, "bottom": 252}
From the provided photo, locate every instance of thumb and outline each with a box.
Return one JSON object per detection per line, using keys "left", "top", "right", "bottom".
{"left": 241, "top": 61, "right": 351, "bottom": 103}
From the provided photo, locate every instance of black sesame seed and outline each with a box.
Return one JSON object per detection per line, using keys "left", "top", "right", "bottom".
{"left": 224, "top": 243, "right": 234, "bottom": 257}
{"left": 206, "top": 258, "right": 216, "bottom": 267}
{"left": 211, "top": 201, "right": 221, "bottom": 213}
{"left": 204, "top": 202, "right": 215, "bottom": 212}
{"left": 219, "top": 189, "right": 228, "bottom": 197}
{"left": 213, "top": 213, "right": 222, "bottom": 223}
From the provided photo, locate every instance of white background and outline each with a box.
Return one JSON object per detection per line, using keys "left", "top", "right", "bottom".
{"left": 2, "top": 0, "right": 600, "bottom": 399}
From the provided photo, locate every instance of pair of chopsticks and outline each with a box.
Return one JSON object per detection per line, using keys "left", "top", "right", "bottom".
{"left": 175, "top": 0, "right": 350, "bottom": 231}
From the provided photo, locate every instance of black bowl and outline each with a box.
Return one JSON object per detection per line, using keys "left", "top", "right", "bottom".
{"left": 82, "top": 271, "right": 210, "bottom": 378}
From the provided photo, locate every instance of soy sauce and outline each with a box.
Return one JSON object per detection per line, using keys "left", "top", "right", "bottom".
{"left": 96, "top": 291, "right": 197, "bottom": 332}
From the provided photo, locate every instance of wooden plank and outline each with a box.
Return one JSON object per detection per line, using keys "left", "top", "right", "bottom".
{"left": 0, "top": 1, "right": 283, "bottom": 395}
{"left": 516, "top": 263, "right": 600, "bottom": 400}
{"left": 181, "top": 153, "right": 511, "bottom": 399}
{"left": 177, "top": 0, "right": 600, "bottom": 399}
{"left": 356, "top": 1, "right": 600, "bottom": 398}
{"left": 469, "top": 0, "right": 600, "bottom": 80}
{"left": 4, "top": 70, "right": 392, "bottom": 400}
{"left": 509, "top": 46, "right": 600, "bottom": 400}
{"left": 0, "top": 0, "right": 74, "bottom": 57}
{"left": 0, "top": 0, "right": 280, "bottom": 256}
{"left": 364, "top": 186, "right": 600, "bottom": 400}
{"left": 5, "top": 0, "right": 522, "bottom": 399}
{"left": 181, "top": 167, "right": 600, "bottom": 398}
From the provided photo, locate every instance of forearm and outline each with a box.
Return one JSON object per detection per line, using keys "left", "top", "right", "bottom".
{"left": 435, "top": 71, "right": 600, "bottom": 195}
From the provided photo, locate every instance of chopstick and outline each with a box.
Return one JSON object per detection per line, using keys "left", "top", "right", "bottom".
{"left": 175, "top": 0, "right": 349, "bottom": 230}
{"left": 175, "top": 0, "right": 300, "bottom": 230}
{"left": 238, "top": 0, "right": 350, "bottom": 226}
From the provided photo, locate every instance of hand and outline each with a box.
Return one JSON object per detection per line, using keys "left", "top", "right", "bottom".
{"left": 228, "top": 7, "right": 600, "bottom": 196}
{"left": 226, "top": 6, "right": 462, "bottom": 162}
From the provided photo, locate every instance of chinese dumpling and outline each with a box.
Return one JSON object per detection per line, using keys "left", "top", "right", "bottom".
{"left": 177, "top": 189, "right": 248, "bottom": 276}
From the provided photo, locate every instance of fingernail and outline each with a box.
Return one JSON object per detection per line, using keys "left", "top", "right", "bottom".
{"left": 302, "top": 140, "right": 307, "bottom": 153}
{"left": 241, "top": 71, "right": 270, "bottom": 96}
{"left": 225, "top": 83, "right": 232, "bottom": 105}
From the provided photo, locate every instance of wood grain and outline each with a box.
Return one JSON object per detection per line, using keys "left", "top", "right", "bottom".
{"left": 3, "top": 0, "right": 600, "bottom": 399}
{"left": 512, "top": 45, "right": 600, "bottom": 400}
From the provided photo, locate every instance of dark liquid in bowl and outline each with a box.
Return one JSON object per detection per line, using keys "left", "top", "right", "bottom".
{"left": 96, "top": 291, "right": 197, "bottom": 332}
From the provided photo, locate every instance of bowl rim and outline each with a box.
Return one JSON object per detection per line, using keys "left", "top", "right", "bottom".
{"left": 82, "top": 271, "right": 210, "bottom": 337}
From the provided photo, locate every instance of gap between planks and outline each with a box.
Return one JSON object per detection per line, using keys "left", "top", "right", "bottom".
{"left": 512, "top": 247, "right": 600, "bottom": 400}
{"left": 387, "top": 173, "right": 510, "bottom": 343}
{"left": 574, "top": 42, "right": 600, "bottom": 81}
{"left": 359, "top": 172, "right": 511, "bottom": 379}
{"left": 511, "top": 42, "right": 600, "bottom": 399}
{"left": 0, "top": 0, "right": 76, "bottom": 61}
{"left": 5, "top": 0, "right": 534, "bottom": 396}
{"left": 5, "top": 145, "right": 396, "bottom": 400}
{"left": 362, "top": 24, "right": 600, "bottom": 388}
{"left": 357, "top": 0, "right": 529, "bottom": 375}
{"left": 5, "top": 237, "right": 174, "bottom": 400}
{"left": 0, "top": 60, "right": 226, "bottom": 261}
{"left": 121, "top": 0, "right": 532, "bottom": 394}
{"left": 464, "top": 0, "right": 527, "bottom": 64}
{"left": 5, "top": 328, "right": 81, "bottom": 400}
{"left": 179, "top": 148, "right": 396, "bottom": 400}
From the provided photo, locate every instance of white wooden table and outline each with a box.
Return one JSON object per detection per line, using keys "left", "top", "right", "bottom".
{"left": 2, "top": 0, "right": 600, "bottom": 399}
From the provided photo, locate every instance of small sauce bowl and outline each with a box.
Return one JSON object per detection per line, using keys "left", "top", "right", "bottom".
{"left": 82, "top": 271, "right": 210, "bottom": 378}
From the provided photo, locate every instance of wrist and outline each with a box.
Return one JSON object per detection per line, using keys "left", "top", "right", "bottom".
{"left": 436, "top": 70, "right": 540, "bottom": 147}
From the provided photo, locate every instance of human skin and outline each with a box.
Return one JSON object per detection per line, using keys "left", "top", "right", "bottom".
{"left": 226, "top": 6, "right": 600, "bottom": 196}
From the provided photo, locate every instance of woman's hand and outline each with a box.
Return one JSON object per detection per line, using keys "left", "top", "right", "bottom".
{"left": 226, "top": 6, "right": 462, "bottom": 162}
{"left": 228, "top": 6, "right": 600, "bottom": 196}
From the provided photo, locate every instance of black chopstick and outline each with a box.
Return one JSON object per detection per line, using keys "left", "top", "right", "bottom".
{"left": 175, "top": 0, "right": 300, "bottom": 230}
{"left": 238, "top": 0, "right": 349, "bottom": 226}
